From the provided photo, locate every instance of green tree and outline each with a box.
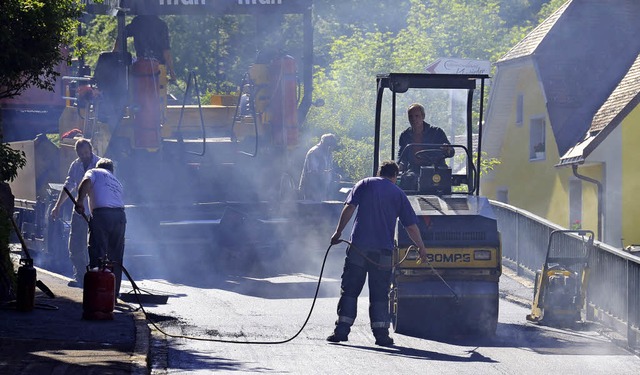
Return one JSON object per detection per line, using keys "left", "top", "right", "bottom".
{"left": 307, "top": 29, "right": 396, "bottom": 179}
{"left": 0, "top": 0, "right": 82, "bottom": 100}
{"left": 0, "top": 0, "right": 81, "bottom": 302}
{"left": 306, "top": 0, "right": 565, "bottom": 181}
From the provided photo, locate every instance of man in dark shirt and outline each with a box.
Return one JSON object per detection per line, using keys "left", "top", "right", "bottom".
{"left": 327, "top": 161, "right": 427, "bottom": 346}
{"left": 114, "top": 15, "right": 177, "bottom": 82}
{"left": 398, "top": 103, "right": 454, "bottom": 172}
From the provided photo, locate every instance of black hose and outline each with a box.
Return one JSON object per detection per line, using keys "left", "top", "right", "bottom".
{"left": 120, "top": 241, "right": 336, "bottom": 344}
{"left": 120, "top": 238, "right": 459, "bottom": 343}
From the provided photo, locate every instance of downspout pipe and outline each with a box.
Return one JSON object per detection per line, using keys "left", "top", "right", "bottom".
{"left": 572, "top": 164, "right": 603, "bottom": 241}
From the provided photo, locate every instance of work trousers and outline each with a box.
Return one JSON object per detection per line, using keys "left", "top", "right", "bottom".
{"left": 334, "top": 245, "right": 393, "bottom": 335}
{"left": 68, "top": 212, "right": 89, "bottom": 281}
{"left": 88, "top": 208, "right": 126, "bottom": 295}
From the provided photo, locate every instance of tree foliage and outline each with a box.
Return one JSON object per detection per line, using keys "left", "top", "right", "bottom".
{"left": 306, "top": 0, "right": 564, "bottom": 181}
{"left": 0, "top": 0, "right": 82, "bottom": 100}
{"left": 0, "top": 0, "right": 81, "bottom": 301}
{"left": 0, "top": 142, "right": 26, "bottom": 183}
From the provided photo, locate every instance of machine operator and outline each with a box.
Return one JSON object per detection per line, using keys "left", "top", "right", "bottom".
{"left": 398, "top": 103, "right": 454, "bottom": 172}
{"left": 113, "top": 14, "right": 177, "bottom": 82}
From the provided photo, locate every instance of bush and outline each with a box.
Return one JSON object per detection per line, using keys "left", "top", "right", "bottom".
{"left": 0, "top": 140, "right": 26, "bottom": 302}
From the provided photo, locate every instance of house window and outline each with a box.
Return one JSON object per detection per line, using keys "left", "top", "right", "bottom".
{"left": 569, "top": 179, "right": 582, "bottom": 229}
{"left": 529, "top": 117, "right": 546, "bottom": 160}
{"left": 516, "top": 93, "right": 524, "bottom": 126}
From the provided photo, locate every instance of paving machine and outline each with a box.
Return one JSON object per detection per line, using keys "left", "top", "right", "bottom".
{"left": 373, "top": 73, "right": 501, "bottom": 337}
{"left": 527, "top": 229, "right": 593, "bottom": 325}
{"left": 7, "top": 0, "right": 340, "bottom": 273}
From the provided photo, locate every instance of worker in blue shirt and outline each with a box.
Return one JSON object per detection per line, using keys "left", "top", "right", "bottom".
{"left": 328, "top": 161, "right": 427, "bottom": 346}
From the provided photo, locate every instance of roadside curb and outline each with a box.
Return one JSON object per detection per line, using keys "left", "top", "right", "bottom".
{"left": 133, "top": 309, "right": 151, "bottom": 375}
{"left": 499, "top": 292, "right": 531, "bottom": 309}
{"left": 500, "top": 265, "right": 534, "bottom": 308}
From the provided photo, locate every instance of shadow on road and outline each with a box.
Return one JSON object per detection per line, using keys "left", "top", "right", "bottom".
{"left": 330, "top": 342, "right": 498, "bottom": 363}
{"left": 417, "top": 322, "right": 632, "bottom": 356}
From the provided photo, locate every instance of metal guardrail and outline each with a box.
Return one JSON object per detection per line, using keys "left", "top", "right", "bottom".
{"left": 491, "top": 200, "right": 640, "bottom": 348}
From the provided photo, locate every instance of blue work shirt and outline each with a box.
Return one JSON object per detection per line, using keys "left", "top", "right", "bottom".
{"left": 347, "top": 177, "right": 417, "bottom": 251}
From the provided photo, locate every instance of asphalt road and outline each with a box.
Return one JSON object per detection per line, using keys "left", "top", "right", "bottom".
{"left": 118, "top": 247, "right": 640, "bottom": 375}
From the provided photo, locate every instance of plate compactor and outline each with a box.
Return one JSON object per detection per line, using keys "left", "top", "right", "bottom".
{"left": 527, "top": 229, "right": 594, "bottom": 326}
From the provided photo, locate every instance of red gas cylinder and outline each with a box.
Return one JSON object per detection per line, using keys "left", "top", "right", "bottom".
{"left": 82, "top": 263, "right": 115, "bottom": 320}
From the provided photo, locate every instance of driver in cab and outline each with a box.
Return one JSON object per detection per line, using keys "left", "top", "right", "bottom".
{"left": 398, "top": 103, "right": 454, "bottom": 173}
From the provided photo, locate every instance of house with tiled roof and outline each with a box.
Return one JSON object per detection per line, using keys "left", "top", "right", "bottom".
{"left": 481, "top": 0, "right": 640, "bottom": 247}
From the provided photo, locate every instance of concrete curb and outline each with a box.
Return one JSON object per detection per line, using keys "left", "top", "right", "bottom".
{"left": 132, "top": 309, "right": 151, "bottom": 375}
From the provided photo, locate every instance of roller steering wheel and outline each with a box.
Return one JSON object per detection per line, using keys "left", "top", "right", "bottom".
{"left": 414, "top": 148, "right": 447, "bottom": 166}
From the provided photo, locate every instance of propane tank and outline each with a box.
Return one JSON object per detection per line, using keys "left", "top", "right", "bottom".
{"left": 16, "top": 258, "right": 36, "bottom": 312}
{"left": 82, "top": 262, "right": 115, "bottom": 320}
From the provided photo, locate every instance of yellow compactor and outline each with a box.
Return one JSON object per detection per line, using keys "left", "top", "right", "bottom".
{"left": 527, "top": 229, "right": 594, "bottom": 325}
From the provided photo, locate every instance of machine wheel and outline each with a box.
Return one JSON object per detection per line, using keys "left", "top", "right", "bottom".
{"left": 475, "top": 297, "right": 499, "bottom": 336}
{"left": 390, "top": 289, "right": 432, "bottom": 337}
{"left": 389, "top": 287, "right": 414, "bottom": 335}
{"left": 390, "top": 296, "right": 417, "bottom": 336}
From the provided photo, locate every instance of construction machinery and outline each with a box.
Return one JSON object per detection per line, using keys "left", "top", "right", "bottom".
{"left": 7, "top": 0, "right": 339, "bottom": 273}
{"left": 527, "top": 229, "right": 593, "bottom": 326}
{"left": 373, "top": 73, "right": 501, "bottom": 337}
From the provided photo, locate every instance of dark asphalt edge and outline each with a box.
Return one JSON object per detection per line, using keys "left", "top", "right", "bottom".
{"left": 149, "top": 328, "right": 169, "bottom": 375}
{"left": 133, "top": 309, "right": 151, "bottom": 375}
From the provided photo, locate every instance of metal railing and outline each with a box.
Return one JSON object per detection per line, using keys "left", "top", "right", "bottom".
{"left": 491, "top": 200, "right": 640, "bottom": 348}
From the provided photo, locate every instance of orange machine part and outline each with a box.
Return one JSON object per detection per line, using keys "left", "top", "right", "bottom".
{"left": 131, "top": 58, "right": 161, "bottom": 149}
{"left": 269, "top": 55, "right": 298, "bottom": 147}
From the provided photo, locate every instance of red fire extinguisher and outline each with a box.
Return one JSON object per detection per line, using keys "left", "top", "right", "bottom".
{"left": 82, "top": 261, "right": 116, "bottom": 320}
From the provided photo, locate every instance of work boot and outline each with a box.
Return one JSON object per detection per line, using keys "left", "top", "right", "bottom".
{"left": 67, "top": 279, "right": 83, "bottom": 288}
{"left": 373, "top": 328, "right": 394, "bottom": 347}
{"left": 326, "top": 332, "right": 348, "bottom": 342}
{"left": 327, "top": 323, "right": 350, "bottom": 342}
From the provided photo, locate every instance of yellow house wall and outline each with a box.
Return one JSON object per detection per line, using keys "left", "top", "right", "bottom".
{"left": 486, "top": 64, "right": 568, "bottom": 221}
{"left": 568, "top": 164, "right": 601, "bottom": 236}
{"left": 622, "top": 106, "right": 640, "bottom": 246}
